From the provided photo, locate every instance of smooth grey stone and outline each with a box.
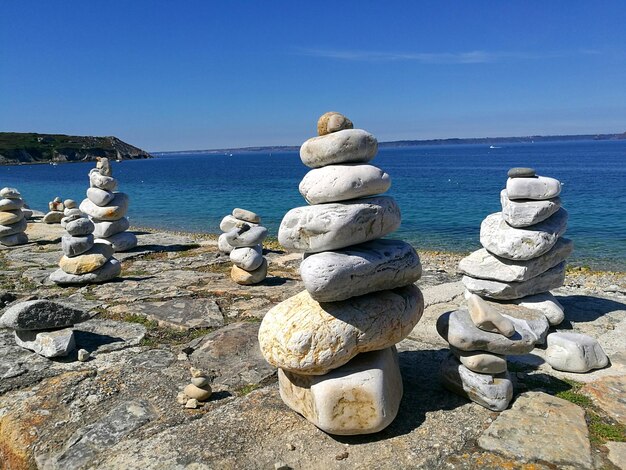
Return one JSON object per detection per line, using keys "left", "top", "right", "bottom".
{"left": 507, "top": 167, "right": 536, "bottom": 178}
{"left": 0, "top": 299, "right": 90, "bottom": 330}
{"left": 0, "top": 232, "right": 28, "bottom": 246}
{"left": 0, "top": 198, "right": 23, "bottom": 210}
{"left": 14, "top": 328, "right": 76, "bottom": 358}
{"left": 53, "top": 196, "right": 62, "bottom": 203}
{"left": 440, "top": 353, "right": 513, "bottom": 412}
{"left": 65, "top": 217, "right": 95, "bottom": 237}
{"left": 0, "top": 217, "right": 27, "bottom": 236}
{"left": 63, "top": 207, "right": 82, "bottom": 218}
{"left": 230, "top": 245, "right": 264, "bottom": 271}
{"left": 545, "top": 332, "right": 609, "bottom": 373}
{"left": 50, "top": 258, "right": 121, "bottom": 285}
{"left": 79, "top": 192, "right": 129, "bottom": 221}
{"left": 506, "top": 175, "right": 561, "bottom": 200}
{"left": 451, "top": 347, "right": 508, "bottom": 374}
{"left": 89, "top": 168, "right": 118, "bottom": 191}
{"left": 62, "top": 234, "right": 95, "bottom": 257}
{"left": 513, "top": 292, "right": 565, "bottom": 326}
{"left": 300, "top": 129, "right": 378, "bottom": 169}
{"left": 61, "top": 213, "right": 83, "bottom": 228}
{"left": 42, "top": 211, "right": 64, "bottom": 224}
{"left": 462, "top": 262, "right": 566, "bottom": 300}
{"left": 21, "top": 208, "right": 33, "bottom": 219}
{"left": 232, "top": 208, "right": 260, "bottom": 224}
{"left": 224, "top": 225, "right": 268, "bottom": 247}
{"left": 301, "top": 239, "right": 422, "bottom": 302}
{"left": 480, "top": 209, "right": 568, "bottom": 260}
{"left": 78, "top": 349, "right": 90, "bottom": 361}
{"left": 87, "top": 187, "right": 115, "bottom": 207}
{"left": 219, "top": 215, "right": 258, "bottom": 232}
{"left": 278, "top": 196, "right": 401, "bottom": 253}
{"left": 191, "top": 377, "right": 209, "bottom": 387}
{"left": 459, "top": 238, "right": 573, "bottom": 283}
{"left": 92, "top": 217, "right": 130, "bottom": 238}
{"left": 500, "top": 190, "right": 561, "bottom": 228}
{"left": 437, "top": 309, "right": 537, "bottom": 354}
{"left": 104, "top": 231, "right": 138, "bottom": 252}
{"left": 218, "top": 233, "right": 235, "bottom": 254}
{"left": 64, "top": 199, "right": 77, "bottom": 209}
{"left": 0, "top": 187, "right": 21, "bottom": 198}
{"left": 298, "top": 164, "right": 391, "bottom": 204}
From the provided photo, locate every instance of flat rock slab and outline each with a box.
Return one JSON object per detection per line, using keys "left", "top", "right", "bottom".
{"left": 113, "top": 231, "right": 199, "bottom": 261}
{"left": 188, "top": 321, "right": 275, "bottom": 389}
{"left": 299, "top": 129, "right": 378, "bottom": 168}
{"left": 14, "top": 327, "right": 76, "bottom": 358}
{"left": 74, "top": 318, "right": 146, "bottom": 356}
{"left": 500, "top": 190, "right": 561, "bottom": 227}
{"left": 606, "top": 441, "right": 626, "bottom": 470}
{"left": 506, "top": 175, "right": 561, "bottom": 200}
{"left": 0, "top": 299, "right": 90, "bottom": 330}
{"left": 478, "top": 391, "right": 592, "bottom": 468}
{"left": 109, "top": 297, "right": 224, "bottom": 331}
{"left": 22, "top": 221, "right": 64, "bottom": 243}
{"left": 581, "top": 375, "right": 626, "bottom": 425}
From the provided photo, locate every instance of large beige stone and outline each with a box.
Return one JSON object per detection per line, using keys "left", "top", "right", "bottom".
{"left": 79, "top": 193, "right": 129, "bottom": 221}
{"left": 451, "top": 348, "right": 508, "bottom": 374}
{"left": 278, "top": 347, "right": 402, "bottom": 435}
{"left": 231, "top": 258, "right": 267, "bottom": 285}
{"left": 467, "top": 293, "right": 515, "bottom": 337}
{"left": 59, "top": 243, "right": 114, "bottom": 275}
{"left": 259, "top": 285, "right": 423, "bottom": 375}
{"left": 0, "top": 209, "right": 24, "bottom": 225}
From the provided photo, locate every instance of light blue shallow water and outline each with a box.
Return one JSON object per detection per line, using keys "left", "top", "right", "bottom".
{"left": 1, "top": 140, "right": 625, "bottom": 270}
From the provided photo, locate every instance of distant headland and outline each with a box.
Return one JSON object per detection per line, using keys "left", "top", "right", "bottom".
{"left": 0, "top": 133, "right": 153, "bottom": 165}
{"left": 155, "top": 131, "right": 626, "bottom": 155}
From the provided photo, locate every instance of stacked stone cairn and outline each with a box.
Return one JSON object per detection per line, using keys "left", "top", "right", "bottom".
{"left": 79, "top": 157, "right": 138, "bottom": 252}
{"left": 258, "top": 112, "right": 424, "bottom": 435}
{"left": 218, "top": 208, "right": 268, "bottom": 285}
{"left": 0, "top": 187, "right": 28, "bottom": 246}
{"left": 50, "top": 208, "right": 121, "bottom": 285}
{"left": 0, "top": 300, "right": 90, "bottom": 358}
{"left": 177, "top": 367, "right": 213, "bottom": 409}
{"left": 43, "top": 197, "right": 65, "bottom": 224}
{"left": 437, "top": 168, "right": 571, "bottom": 411}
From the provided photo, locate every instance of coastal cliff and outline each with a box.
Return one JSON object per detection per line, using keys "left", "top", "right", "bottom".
{"left": 0, "top": 133, "right": 152, "bottom": 165}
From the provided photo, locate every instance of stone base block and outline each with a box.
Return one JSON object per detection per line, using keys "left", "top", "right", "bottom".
{"left": 14, "top": 327, "right": 75, "bottom": 358}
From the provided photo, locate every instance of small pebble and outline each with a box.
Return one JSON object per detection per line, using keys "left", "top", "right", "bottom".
{"left": 287, "top": 443, "right": 295, "bottom": 451}
{"left": 189, "top": 366, "right": 203, "bottom": 378}
{"left": 77, "top": 349, "right": 90, "bottom": 362}
{"left": 191, "top": 376, "right": 209, "bottom": 387}
{"left": 177, "top": 352, "right": 188, "bottom": 361}
{"left": 185, "top": 398, "right": 199, "bottom": 409}
{"left": 176, "top": 392, "right": 188, "bottom": 404}
{"left": 507, "top": 167, "right": 536, "bottom": 178}
{"left": 335, "top": 451, "right": 349, "bottom": 461}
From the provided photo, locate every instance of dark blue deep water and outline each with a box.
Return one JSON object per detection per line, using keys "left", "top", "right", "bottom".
{"left": 2, "top": 140, "right": 625, "bottom": 270}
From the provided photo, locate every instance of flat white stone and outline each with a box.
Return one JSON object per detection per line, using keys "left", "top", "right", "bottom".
{"left": 440, "top": 353, "right": 513, "bottom": 411}
{"left": 218, "top": 233, "right": 235, "bottom": 254}
{"left": 0, "top": 187, "right": 21, "bottom": 198}
{"left": 259, "top": 285, "right": 424, "bottom": 375}
{"left": 92, "top": 217, "right": 130, "bottom": 238}
{"left": 87, "top": 187, "right": 115, "bottom": 206}
{"left": 462, "top": 262, "right": 566, "bottom": 300}
{"left": 512, "top": 292, "right": 565, "bottom": 326}
{"left": 14, "top": 328, "right": 76, "bottom": 358}
{"left": 298, "top": 164, "right": 391, "bottom": 204}
{"left": 301, "top": 239, "right": 421, "bottom": 302}
{"left": 89, "top": 169, "right": 118, "bottom": 191}
{"left": 500, "top": 190, "right": 561, "bottom": 227}
{"left": 300, "top": 129, "right": 378, "bottom": 169}
{"left": 42, "top": 211, "right": 64, "bottom": 224}
{"left": 451, "top": 348, "right": 508, "bottom": 374}
{"left": 480, "top": 209, "right": 568, "bottom": 260}
{"left": 232, "top": 208, "right": 260, "bottom": 224}
{"left": 279, "top": 347, "right": 403, "bottom": 435}
{"left": 459, "top": 238, "right": 573, "bottom": 283}
{"left": 79, "top": 193, "right": 129, "bottom": 221}
{"left": 62, "top": 234, "right": 95, "bottom": 257}
{"left": 224, "top": 225, "right": 267, "bottom": 247}
{"left": 104, "top": 231, "right": 138, "bottom": 252}
{"left": 219, "top": 215, "right": 257, "bottom": 232}
{"left": 545, "top": 332, "right": 609, "bottom": 373}
{"left": 0, "top": 198, "right": 24, "bottom": 210}
{"left": 230, "top": 245, "right": 263, "bottom": 271}
{"left": 65, "top": 217, "right": 95, "bottom": 237}
{"left": 506, "top": 175, "right": 561, "bottom": 200}
{"left": 278, "top": 196, "right": 401, "bottom": 253}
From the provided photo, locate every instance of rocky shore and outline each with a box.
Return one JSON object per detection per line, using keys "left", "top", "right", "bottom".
{"left": 1, "top": 221, "right": 625, "bottom": 469}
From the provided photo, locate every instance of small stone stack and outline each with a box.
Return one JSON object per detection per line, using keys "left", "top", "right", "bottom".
{"left": 50, "top": 211, "right": 121, "bottom": 285}
{"left": 0, "top": 187, "right": 28, "bottom": 246}
{"left": 177, "top": 367, "right": 213, "bottom": 409}
{"left": 218, "top": 208, "right": 268, "bottom": 285}
{"left": 43, "top": 197, "right": 65, "bottom": 224}
{"left": 0, "top": 300, "right": 90, "bottom": 358}
{"left": 79, "top": 157, "right": 138, "bottom": 252}
{"left": 258, "top": 112, "right": 424, "bottom": 435}
{"left": 437, "top": 168, "right": 570, "bottom": 411}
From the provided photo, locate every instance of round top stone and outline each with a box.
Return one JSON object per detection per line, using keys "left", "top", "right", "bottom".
{"left": 507, "top": 167, "right": 536, "bottom": 178}
{"left": 64, "top": 199, "right": 77, "bottom": 209}
{"left": 0, "top": 187, "right": 21, "bottom": 199}
{"left": 317, "top": 112, "right": 354, "bottom": 136}
{"left": 53, "top": 196, "right": 62, "bottom": 203}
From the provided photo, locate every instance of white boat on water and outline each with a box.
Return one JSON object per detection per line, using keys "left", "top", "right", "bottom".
{"left": 489, "top": 145, "right": 500, "bottom": 149}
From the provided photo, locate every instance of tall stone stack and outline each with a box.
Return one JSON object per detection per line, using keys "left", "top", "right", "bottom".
{"left": 218, "top": 208, "right": 268, "bottom": 285}
{"left": 0, "top": 187, "right": 28, "bottom": 246}
{"left": 43, "top": 197, "right": 65, "bottom": 224}
{"left": 437, "top": 168, "right": 570, "bottom": 411}
{"left": 258, "top": 112, "right": 424, "bottom": 435}
{"left": 79, "top": 157, "right": 137, "bottom": 252}
{"left": 50, "top": 211, "right": 121, "bottom": 285}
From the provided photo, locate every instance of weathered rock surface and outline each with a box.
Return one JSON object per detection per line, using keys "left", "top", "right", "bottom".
{"left": 92, "top": 217, "right": 130, "bottom": 238}
{"left": 59, "top": 243, "right": 114, "bottom": 275}
{"left": 65, "top": 217, "right": 95, "bottom": 237}
{"left": 478, "top": 392, "right": 592, "bottom": 468}
{"left": 279, "top": 347, "right": 403, "bottom": 435}
{"left": 225, "top": 225, "right": 268, "bottom": 247}
{"left": 317, "top": 111, "right": 354, "bottom": 136}
{"left": 606, "top": 442, "right": 626, "bottom": 470}
{"left": 278, "top": 196, "right": 401, "bottom": 253}
{"left": 14, "top": 327, "right": 75, "bottom": 357}
{"left": 506, "top": 175, "right": 562, "bottom": 200}
{"left": 89, "top": 169, "right": 118, "bottom": 191}
{"left": 219, "top": 215, "right": 257, "bottom": 232}
{"left": 459, "top": 238, "right": 573, "bottom": 283}
{"left": 467, "top": 293, "right": 515, "bottom": 337}
{"left": 104, "top": 231, "right": 138, "bottom": 252}
{"left": 480, "top": 209, "right": 568, "bottom": 260}
{"left": 79, "top": 193, "right": 129, "bottom": 221}
{"left": 259, "top": 285, "right": 423, "bottom": 375}
{"left": 298, "top": 164, "right": 391, "bottom": 204}
{"left": 0, "top": 217, "right": 28, "bottom": 236}
{"left": 451, "top": 348, "right": 507, "bottom": 374}
{"left": 500, "top": 190, "right": 561, "bottom": 227}
{"left": 545, "top": 332, "right": 609, "bottom": 372}
{"left": 62, "top": 234, "right": 95, "bottom": 257}
{"left": 581, "top": 375, "right": 626, "bottom": 425}
{"left": 0, "top": 299, "right": 90, "bottom": 330}
{"left": 512, "top": 292, "right": 565, "bottom": 325}
{"left": 300, "top": 129, "right": 378, "bottom": 168}
{"left": 232, "top": 208, "right": 260, "bottom": 223}
{"left": 300, "top": 239, "right": 421, "bottom": 302}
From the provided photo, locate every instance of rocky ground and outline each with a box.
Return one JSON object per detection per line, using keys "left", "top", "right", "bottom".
{"left": 1, "top": 222, "right": 625, "bottom": 469}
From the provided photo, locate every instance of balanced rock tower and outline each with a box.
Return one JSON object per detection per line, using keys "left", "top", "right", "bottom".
{"left": 437, "top": 168, "right": 570, "bottom": 411}
{"left": 218, "top": 208, "right": 268, "bottom": 285}
{"left": 50, "top": 210, "right": 121, "bottom": 285}
{"left": 0, "top": 187, "right": 28, "bottom": 246}
{"left": 79, "top": 157, "right": 137, "bottom": 252}
{"left": 43, "top": 197, "right": 64, "bottom": 224}
{"left": 258, "top": 112, "right": 424, "bottom": 435}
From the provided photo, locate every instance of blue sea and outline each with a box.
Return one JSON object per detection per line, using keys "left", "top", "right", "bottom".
{"left": 2, "top": 140, "right": 625, "bottom": 270}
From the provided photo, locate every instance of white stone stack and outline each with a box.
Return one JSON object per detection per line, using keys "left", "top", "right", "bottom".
{"left": 218, "top": 208, "right": 268, "bottom": 285}
{"left": 43, "top": 197, "right": 65, "bottom": 224}
{"left": 0, "top": 187, "right": 28, "bottom": 246}
{"left": 79, "top": 157, "right": 137, "bottom": 252}
{"left": 258, "top": 112, "right": 424, "bottom": 435}
{"left": 437, "top": 168, "right": 570, "bottom": 411}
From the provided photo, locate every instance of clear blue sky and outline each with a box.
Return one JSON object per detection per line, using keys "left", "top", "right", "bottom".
{"left": 1, "top": 1, "right": 625, "bottom": 151}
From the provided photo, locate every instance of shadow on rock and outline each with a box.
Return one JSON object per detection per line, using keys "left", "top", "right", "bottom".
{"left": 74, "top": 330, "right": 126, "bottom": 351}
{"left": 128, "top": 243, "right": 200, "bottom": 254}
{"left": 259, "top": 276, "right": 292, "bottom": 287}
{"left": 556, "top": 294, "right": 626, "bottom": 327}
